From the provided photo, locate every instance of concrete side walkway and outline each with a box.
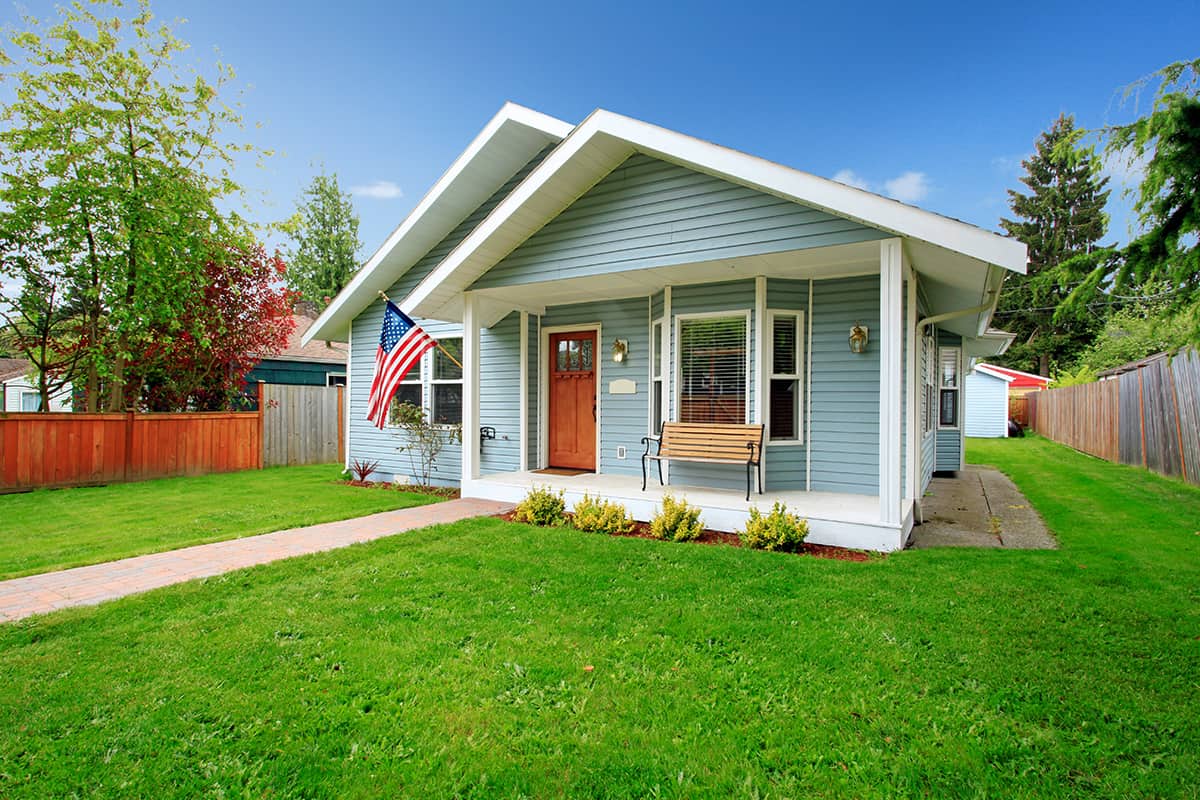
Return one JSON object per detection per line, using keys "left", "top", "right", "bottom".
{"left": 909, "top": 466, "right": 1056, "bottom": 550}
{"left": 0, "top": 498, "right": 511, "bottom": 623}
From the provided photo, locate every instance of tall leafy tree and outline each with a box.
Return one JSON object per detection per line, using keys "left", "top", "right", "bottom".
{"left": 284, "top": 172, "right": 362, "bottom": 307}
{"left": 0, "top": 0, "right": 258, "bottom": 411}
{"left": 1058, "top": 59, "right": 1200, "bottom": 341}
{"left": 995, "top": 115, "right": 1111, "bottom": 376}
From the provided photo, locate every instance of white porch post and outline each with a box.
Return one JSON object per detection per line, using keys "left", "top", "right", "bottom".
{"left": 754, "top": 276, "right": 767, "bottom": 491}
{"left": 518, "top": 310, "right": 529, "bottom": 472}
{"left": 905, "top": 265, "right": 918, "bottom": 505}
{"left": 462, "top": 292, "right": 481, "bottom": 484}
{"left": 879, "top": 239, "right": 903, "bottom": 527}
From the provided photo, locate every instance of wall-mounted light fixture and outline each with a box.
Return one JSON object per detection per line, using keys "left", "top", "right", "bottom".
{"left": 611, "top": 338, "right": 629, "bottom": 363}
{"left": 848, "top": 324, "right": 869, "bottom": 354}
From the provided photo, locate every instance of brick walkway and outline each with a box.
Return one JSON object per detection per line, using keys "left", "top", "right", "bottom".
{"left": 0, "top": 497, "right": 511, "bottom": 623}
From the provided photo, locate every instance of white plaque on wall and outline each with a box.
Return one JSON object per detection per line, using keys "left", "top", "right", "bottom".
{"left": 609, "top": 378, "right": 637, "bottom": 395}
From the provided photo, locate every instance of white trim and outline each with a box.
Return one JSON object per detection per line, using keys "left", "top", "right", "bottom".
{"left": 764, "top": 308, "right": 806, "bottom": 446}
{"left": 462, "top": 293, "right": 480, "bottom": 482}
{"left": 649, "top": 314, "right": 666, "bottom": 435}
{"left": 879, "top": 239, "right": 903, "bottom": 527}
{"left": 518, "top": 310, "right": 529, "bottom": 472}
{"left": 938, "top": 345, "right": 963, "bottom": 430}
{"left": 805, "top": 279, "right": 813, "bottom": 491}
{"left": 973, "top": 363, "right": 1018, "bottom": 383}
{"left": 538, "top": 322, "right": 602, "bottom": 471}
{"left": 673, "top": 309, "right": 753, "bottom": 427}
{"left": 754, "top": 277, "right": 767, "bottom": 489}
{"left": 905, "top": 271, "right": 918, "bottom": 504}
{"left": 303, "top": 103, "right": 572, "bottom": 345}
{"left": 345, "top": 319, "right": 353, "bottom": 470}
{"left": 662, "top": 286, "right": 672, "bottom": 484}
{"left": 405, "top": 108, "right": 1026, "bottom": 323}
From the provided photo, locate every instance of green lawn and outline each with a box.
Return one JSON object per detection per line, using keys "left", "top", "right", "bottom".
{"left": 0, "top": 465, "right": 437, "bottom": 580}
{"left": 0, "top": 436, "right": 1197, "bottom": 798}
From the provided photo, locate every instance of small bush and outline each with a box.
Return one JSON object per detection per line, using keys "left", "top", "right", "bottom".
{"left": 572, "top": 494, "right": 635, "bottom": 535}
{"left": 350, "top": 458, "right": 381, "bottom": 482}
{"left": 649, "top": 494, "right": 704, "bottom": 542}
{"left": 513, "top": 486, "right": 566, "bottom": 527}
{"left": 739, "top": 501, "right": 808, "bottom": 552}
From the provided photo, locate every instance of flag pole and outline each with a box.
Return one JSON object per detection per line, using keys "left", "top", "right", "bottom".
{"left": 378, "top": 291, "right": 463, "bottom": 370}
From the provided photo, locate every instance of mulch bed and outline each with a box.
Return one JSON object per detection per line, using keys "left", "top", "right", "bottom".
{"left": 342, "top": 480, "right": 461, "bottom": 499}
{"left": 494, "top": 510, "right": 872, "bottom": 562}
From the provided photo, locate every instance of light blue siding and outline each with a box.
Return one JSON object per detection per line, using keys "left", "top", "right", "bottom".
{"left": 347, "top": 146, "right": 554, "bottom": 485}
{"left": 763, "top": 278, "right": 810, "bottom": 491}
{"left": 472, "top": 154, "right": 888, "bottom": 291}
{"left": 935, "top": 329, "right": 963, "bottom": 472}
{"left": 809, "top": 275, "right": 880, "bottom": 495}
{"left": 479, "top": 313, "right": 521, "bottom": 474}
{"left": 965, "top": 369, "right": 1009, "bottom": 438}
{"left": 540, "top": 296, "right": 650, "bottom": 476}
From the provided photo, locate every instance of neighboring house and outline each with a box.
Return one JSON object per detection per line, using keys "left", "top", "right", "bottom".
{"left": 0, "top": 358, "right": 73, "bottom": 412}
{"left": 304, "top": 104, "right": 1026, "bottom": 551}
{"left": 965, "top": 364, "right": 1015, "bottom": 438}
{"left": 246, "top": 313, "right": 349, "bottom": 389}
{"left": 974, "top": 362, "right": 1051, "bottom": 397}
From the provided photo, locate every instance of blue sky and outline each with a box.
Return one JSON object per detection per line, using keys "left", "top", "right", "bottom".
{"left": 6, "top": 0, "right": 1198, "bottom": 256}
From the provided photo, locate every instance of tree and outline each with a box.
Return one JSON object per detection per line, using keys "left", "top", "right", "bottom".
{"left": 284, "top": 172, "right": 361, "bottom": 307}
{"left": 1069, "top": 285, "right": 1198, "bottom": 374}
{"left": 131, "top": 246, "right": 295, "bottom": 412}
{"left": 1058, "top": 59, "right": 1200, "bottom": 342}
{"left": 995, "top": 115, "right": 1111, "bottom": 376}
{"left": 0, "top": 0, "right": 258, "bottom": 411}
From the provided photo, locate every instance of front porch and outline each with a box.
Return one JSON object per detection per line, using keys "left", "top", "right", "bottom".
{"left": 464, "top": 470, "right": 914, "bottom": 552}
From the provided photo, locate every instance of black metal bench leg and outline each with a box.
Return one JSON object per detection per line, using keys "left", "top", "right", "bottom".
{"left": 641, "top": 455, "right": 647, "bottom": 491}
{"left": 746, "top": 461, "right": 752, "bottom": 501}
{"left": 757, "top": 459, "right": 763, "bottom": 495}
{"left": 657, "top": 459, "right": 664, "bottom": 486}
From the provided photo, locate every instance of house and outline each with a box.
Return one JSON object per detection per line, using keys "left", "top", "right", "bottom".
{"left": 0, "top": 358, "right": 73, "bottom": 412}
{"left": 244, "top": 313, "right": 348, "bottom": 393}
{"left": 974, "top": 362, "right": 1050, "bottom": 397}
{"left": 304, "top": 104, "right": 1026, "bottom": 551}
{"left": 965, "top": 364, "right": 1015, "bottom": 438}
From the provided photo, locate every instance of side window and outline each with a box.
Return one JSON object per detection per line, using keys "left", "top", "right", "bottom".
{"left": 938, "top": 346, "right": 960, "bottom": 428}
{"left": 768, "top": 311, "right": 804, "bottom": 441}
{"left": 432, "top": 338, "right": 463, "bottom": 425}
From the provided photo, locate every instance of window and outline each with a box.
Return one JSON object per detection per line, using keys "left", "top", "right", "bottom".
{"left": 21, "top": 392, "right": 41, "bottom": 412}
{"left": 939, "top": 346, "right": 960, "bottom": 428}
{"left": 677, "top": 314, "right": 748, "bottom": 425}
{"left": 768, "top": 311, "right": 804, "bottom": 441}
{"left": 326, "top": 373, "right": 346, "bottom": 387}
{"left": 922, "top": 331, "right": 937, "bottom": 434}
{"left": 432, "top": 337, "right": 463, "bottom": 425}
{"left": 389, "top": 356, "right": 423, "bottom": 420}
{"left": 651, "top": 319, "right": 665, "bottom": 433}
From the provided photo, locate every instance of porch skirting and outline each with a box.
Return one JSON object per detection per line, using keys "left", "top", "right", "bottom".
{"left": 466, "top": 471, "right": 914, "bottom": 552}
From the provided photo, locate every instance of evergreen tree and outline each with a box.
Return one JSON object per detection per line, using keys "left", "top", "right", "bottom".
{"left": 284, "top": 173, "right": 362, "bottom": 307}
{"left": 996, "top": 115, "right": 1111, "bottom": 375}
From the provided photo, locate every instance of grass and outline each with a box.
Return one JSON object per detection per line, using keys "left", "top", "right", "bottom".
{"left": 0, "top": 436, "right": 1197, "bottom": 797}
{"left": 0, "top": 465, "right": 437, "bottom": 580}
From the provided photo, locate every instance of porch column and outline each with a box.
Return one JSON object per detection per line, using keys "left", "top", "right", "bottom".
{"left": 879, "top": 239, "right": 903, "bottom": 527}
{"left": 462, "top": 292, "right": 481, "bottom": 484}
{"left": 518, "top": 310, "right": 529, "bottom": 472}
{"left": 905, "top": 267, "right": 918, "bottom": 504}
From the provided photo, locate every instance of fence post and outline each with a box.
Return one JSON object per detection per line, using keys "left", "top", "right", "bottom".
{"left": 256, "top": 381, "right": 266, "bottom": 470}
{"left": 1168, "top": 359, "right": 1188, "bottom": 480}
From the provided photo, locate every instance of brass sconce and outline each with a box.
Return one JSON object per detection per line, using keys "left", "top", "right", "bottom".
{"left": 611, "top": 338, "right": 629, "bottom": 363}
{"left": 848, "top": 324, "right": 869, "bottom": 354}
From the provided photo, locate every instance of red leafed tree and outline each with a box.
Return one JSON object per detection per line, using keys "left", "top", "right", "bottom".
{"left": 134, "top": 246, "right": 295, "bottom": 411}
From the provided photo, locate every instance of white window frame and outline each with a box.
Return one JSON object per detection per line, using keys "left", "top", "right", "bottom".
{"left": 922, "top": 330, "right": 937, "bottom": 435}
{"left": 674, "top": 309, "right": 752, "bottom": 426}
{"left": 766, "top": 309, "right": 805, "bottom": 444}
{"left": 649, "top": 317, "right": 666, "bottom": 434}
{"left": 386, "top": 355, "right": 425, "bottom": 427}
{"left": 938, "top": 345, "right": 961, "bottom": 430}
{"left": 431, "top": 337, "right": 463, "bottom": 427}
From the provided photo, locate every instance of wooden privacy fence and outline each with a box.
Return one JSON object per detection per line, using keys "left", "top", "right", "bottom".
{"left": 261, "top": 383, "right": 343, "bottom": 467}
{"left": 1029, "top": 348, "right": 1200, "bottom": 485}
{"left": 1, "top": 383, "right": 344, "bottom": 492}
{"left": 0, "top": 411, "right": 261, "bottom": 492}
{"left": 1009, "top": 395, "right": 1030, "bottom": 427}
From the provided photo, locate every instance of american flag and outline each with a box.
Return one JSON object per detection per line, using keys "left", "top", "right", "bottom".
{"left": 366, "top": 301, "right": 437, "bottom": 429}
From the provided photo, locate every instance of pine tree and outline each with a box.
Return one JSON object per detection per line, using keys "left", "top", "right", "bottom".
{"left": 996, "top": 115, "right": 1111, "bottom": 376}
{"left": 284, "top": 172, "right": 362, "bottom": 307}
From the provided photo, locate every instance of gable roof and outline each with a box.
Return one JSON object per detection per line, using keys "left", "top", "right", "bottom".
{"left": 401, "top": 108, "right": 1027, "bottom": 324}
{"left": 975, "top": 363, "right": 1052, "bottom": 387}
{"left": 973, "top": 364, "right": 1017, "bottom": 383}
{"left": 304, "top": 103, "right": 573, "bottom": 344}
{"left": 262, "top": 314, "right": 348, "bottom": 364}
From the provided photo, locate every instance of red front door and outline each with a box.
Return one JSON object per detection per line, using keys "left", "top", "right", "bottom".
{"left": 548, "top": 330, "right": 597, "bottom": 470}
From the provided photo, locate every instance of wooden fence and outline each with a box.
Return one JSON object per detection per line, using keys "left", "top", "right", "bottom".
{"left": 1, "top": 383, "right": 344, "bottom": 492}
{"left": 1009, "top": 395, "right": 1030, "bottom": 427}
{"left": 261, "top": 384, "right": 343, "bottom": 467}
{"left": 1029, "top": 348, "right": 1200, "bottom": 484}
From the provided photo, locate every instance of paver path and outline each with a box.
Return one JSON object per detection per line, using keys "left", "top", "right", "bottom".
{"left": 0, "top": 497, "right": 511, "bottom": 623}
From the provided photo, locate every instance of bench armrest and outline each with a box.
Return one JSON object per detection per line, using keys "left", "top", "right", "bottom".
{"left": 641, "top": 435, "right": 661, "bottom": 456}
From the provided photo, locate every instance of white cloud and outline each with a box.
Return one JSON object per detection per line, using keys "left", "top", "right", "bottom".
{"left": 350, "top": 180, "right": 403, "bottom": 200}
{"left": 831, "top": 169, "right": 870, "bottom": 190}
{"left": 883, "top": 171, "right": 930, "bottom": 203}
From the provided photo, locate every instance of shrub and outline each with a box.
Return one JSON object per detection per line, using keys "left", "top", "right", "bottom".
{"left": 572, "top": 494, "right": 635, "bottom": 535}
{"left": 649, "top": 494, "right": 704, "bottom": 542}
{"left": 350, "top": 458, "right": 380, "bottom": 482}
{"left": 513, "top": 486, "right": 566, "bottom": 527}
{"left": 739, "top": 501, "right": 808, "bottom": 552}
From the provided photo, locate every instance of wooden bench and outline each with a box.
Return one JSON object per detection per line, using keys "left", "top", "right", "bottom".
{"left": 642, "top": 422, "right": 764, "bottom": 501}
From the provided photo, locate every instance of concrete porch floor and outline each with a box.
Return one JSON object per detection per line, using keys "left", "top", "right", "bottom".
{"left": 910, "top": 466, "right": 1056, "bottom": 549}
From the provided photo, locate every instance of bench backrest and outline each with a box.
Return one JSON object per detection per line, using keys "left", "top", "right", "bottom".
{"left": 659, "top": 422, "right": 764, "bottom": 461}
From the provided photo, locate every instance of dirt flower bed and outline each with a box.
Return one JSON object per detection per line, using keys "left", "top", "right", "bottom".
{"left": 495, "top": 510, "right": 872, "bottom": 562}
{"left": 342, "top": 480, "right": 460, "bottom": 499}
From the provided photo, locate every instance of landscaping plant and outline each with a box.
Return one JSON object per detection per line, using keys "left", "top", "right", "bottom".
{"left": 389, "top": 401, "right": 461, "bottom": 486}
{"left": 513, "top": 486, "right": 566, "bottom": 527}
{"left": 571, "top": 494, "right": 635, "bottom": 535}
{"left": 649, "top": 494, "right": 704, "bottom": 542}
{"left": 739, "top": 501, "right": 809, "bottom": 552}
{"left": 350, "top": 459, "right": 381, "bottom": 483}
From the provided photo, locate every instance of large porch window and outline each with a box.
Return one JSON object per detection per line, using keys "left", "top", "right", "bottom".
{"left": 677, "top": 313, "right": 749, "bottom": 424}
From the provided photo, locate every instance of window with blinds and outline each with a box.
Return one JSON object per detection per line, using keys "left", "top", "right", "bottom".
{"left": 939, "top": 346, "right": 959, "bottom": 428}
{"left": 678, "top": 314, "right": 748, "bottom": 424}
{"left": 651, "top": 319, "right": 665, "bottom": 433}
{"left": 769, "top": 311, "right": 804, "bottom": 441}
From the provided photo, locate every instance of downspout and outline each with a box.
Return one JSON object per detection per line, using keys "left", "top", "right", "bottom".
{"left": 913, "top": 290, "right": 998, "bottom": 524}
